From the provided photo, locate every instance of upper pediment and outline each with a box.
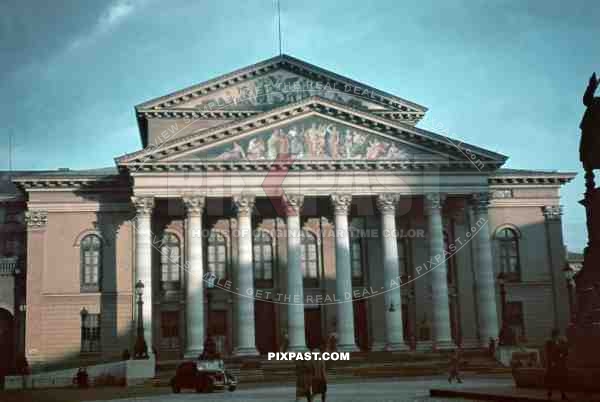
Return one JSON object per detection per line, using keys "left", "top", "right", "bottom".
{"left": 168, "top": 69, "right": 390, "bottom": 113}
{"left": 136, "top": 55, "right": 427, "bottom": 116}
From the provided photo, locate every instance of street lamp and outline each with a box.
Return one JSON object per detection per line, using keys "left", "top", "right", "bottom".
{"left": 133, "top": 280, "right": 148, "bottom": 359}
{"left": 562, "top": 265, "right": 576, "bottom": 325}
{"left": 497, "top": 272, "right": 516, "bottom": 346}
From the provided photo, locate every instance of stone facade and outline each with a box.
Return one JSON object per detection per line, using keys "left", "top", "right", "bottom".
{"left": 0, "top": 55, "right": 575, "bottom": 371}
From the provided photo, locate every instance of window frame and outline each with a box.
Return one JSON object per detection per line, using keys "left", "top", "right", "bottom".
{"left": 495, "top": 226, "right": 521, "bottom": 282}
{"left": 160, "top": 232, "right": 182, "bottom": 289}
{"left": 206, "top": 229, "right": 228, "bottom": 288}
{"left": 253, "top": 229, "right": 274, "bottom": 288}
{"left": 80, "top": 234, "right": 102, "bottom": 293}
{"left": 301, "top": 230, "right": 319, "bottom": 288}
{"left": 81, "top": 312, "right": 101, "bottom": 353}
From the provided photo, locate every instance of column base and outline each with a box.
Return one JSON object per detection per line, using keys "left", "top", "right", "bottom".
{"left": 184, "top": 349, "right": 203, "bottom": 359}
{"left": 336, "top": 343, "right": 359, "bottom": 353}
{"left": 370, "top": 341, "right": 387, "bottom": 351}
{"left": 385, "top": 342, "right": 410, "bottom": 352}
{"left": 233, "top": 347, "right": 259, "bottom": 357}
{"left": 433, "top": 339, "right": 457, "bottom": 351}
{"left": 288, "top": 345, "right": 309, "bottom": 353}
{"left": 415, "top": 341, "right": 433, "bottom": 352}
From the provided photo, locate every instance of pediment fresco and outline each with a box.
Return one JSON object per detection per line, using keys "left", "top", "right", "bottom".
{"left": 180, "top": 116, "right": 445, "bottom": 162}
{"left": 178, "top": 70, "right": 388, "bottom": 112}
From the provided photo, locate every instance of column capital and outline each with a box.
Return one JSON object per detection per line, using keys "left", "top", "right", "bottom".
{"left": 376, "top": 194, "right": 399, "bottom": 215}
{"left": 283, "top": 194, "right": 304, "bottom": 216}
{"left": 24, "top": 210, "right": 48, "bottom": 230}
{"left": 424, "top": 193, "right": 446, "bottom": 211}
{"left": 232, "top": 194, "right": 255, "bottom": 217}
{"left": 131, "top": 196, "right": 155, "bottom": 217}
{"left": 183, "top": 195, "right": 205, "bottom": 217}
{"left": 469, "top": 192, "right": 491, "bottom": 212}
{"left": 331, "top": 194, "right": 352, "bottom": 216}
{"left": 542, "top": 205, "right": 563, "bottom": 221}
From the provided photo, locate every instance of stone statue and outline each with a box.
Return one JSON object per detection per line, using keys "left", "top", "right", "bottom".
{"left": 580, "top": 73, "right": 600, "bottom": 180}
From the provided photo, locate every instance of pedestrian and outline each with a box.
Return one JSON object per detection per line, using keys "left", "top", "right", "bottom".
{"left": 296, "top": 358, "right": 313, "bottom": 402}
{"left": 545, "top": 329, "right": 569, "bottom": 400}
{"left": 448, "top": 349, "right": 463, "bottom": 383}
{"left": 488, "top": 337, "right": 496, "bottom": 357}
{"left": 311, "top": 350, "right": 328, "bottom": 402}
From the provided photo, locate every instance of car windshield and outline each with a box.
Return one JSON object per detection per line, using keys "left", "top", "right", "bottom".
{"left": 197, "top": 360, "right": 224, "bottom": 370}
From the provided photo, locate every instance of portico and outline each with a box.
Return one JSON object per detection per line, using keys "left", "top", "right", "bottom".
{"left": 128, "top": 186, "right": 499, "bottom": 356}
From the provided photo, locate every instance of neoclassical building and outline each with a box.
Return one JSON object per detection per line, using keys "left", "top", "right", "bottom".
{"left": 0, "top": 55, "right": 574, "bottom": 371}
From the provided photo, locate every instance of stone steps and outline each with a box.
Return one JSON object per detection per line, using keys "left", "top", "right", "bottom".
{"left": 154, "top": 350, "right": 509, "bottom": 386}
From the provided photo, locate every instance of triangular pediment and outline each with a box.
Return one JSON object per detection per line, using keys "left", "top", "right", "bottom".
{"left": 175, "top": 115, "right": 443, "bottom": 162}
{"left": 119, "top": 97, "right": 507, "bottom": 169}
{"left": 136, "top": 55, "right": 426, "bottom": 117}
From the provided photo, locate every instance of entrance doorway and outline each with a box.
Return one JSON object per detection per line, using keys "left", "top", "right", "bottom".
{"left": 304, "top": 308, "right": 322, "bottom": 350}
{"left": 254, "top": 301, "right": 276, "bottom": 354}
{"left": 353, "top": 300, "right": 369, "bottom": 351}
{"left": 209, "top": 311, "right": 229, "bottom": 356}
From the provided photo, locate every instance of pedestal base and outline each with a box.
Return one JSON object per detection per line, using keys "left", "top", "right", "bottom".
{"left": 385, "top": 342, "right": 410, "bottom": 352}
{"left": 337, "top": 343, "right": 359, "bottom": 353}
{"left": 433, "top": 340, "right": 456, "bottom": 351}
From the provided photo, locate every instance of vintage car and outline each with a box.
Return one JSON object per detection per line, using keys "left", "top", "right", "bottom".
{"left": 170, "top": 360, "right": 237, "bottom": 393}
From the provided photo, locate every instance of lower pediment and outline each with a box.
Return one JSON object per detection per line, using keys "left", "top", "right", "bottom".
{"left": 173, "top": 115, "right": 448, "bottom": 162}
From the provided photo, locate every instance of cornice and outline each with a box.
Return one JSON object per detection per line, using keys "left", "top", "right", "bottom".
{"left": 12, "top": 176, "right": 128, "bottom": 191}
{"left": 125, "top": 159, "right": 494, "bottom": 173}
{"left": 489, "top": 173, "right": 575, "bottom": 186}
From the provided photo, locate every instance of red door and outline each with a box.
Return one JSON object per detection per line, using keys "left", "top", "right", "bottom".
{"left": 255, "top": 301, "right": 276, "bottom": 354}
{"left": 353, "top": 300, "right": 369, "bottom": 351}
{"left": 304, "top": 308, "right": 322, "bottom": 350}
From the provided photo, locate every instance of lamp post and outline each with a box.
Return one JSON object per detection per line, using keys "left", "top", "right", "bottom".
{"left": 133, "top": 280, "right": 148, "bottom": 359}
{"left": 562, "top": 265, "right": 576, "bottom": 325}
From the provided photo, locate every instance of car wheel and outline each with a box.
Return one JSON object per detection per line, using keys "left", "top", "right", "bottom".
{"left": 195, "top": 383, "right": 203, "bottom": 393}
{"left": 172, "top": 385, "right": 180, "bottom": 394}
{"left": 206, "top": 381, "right": 214, "bottom": 393}
{"left": 228, "top": 385, "right": 236, "bottom": 392}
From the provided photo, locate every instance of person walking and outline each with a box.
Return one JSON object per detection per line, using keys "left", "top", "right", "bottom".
{"left": 448, "top": 349, "right": 463, "bottom": 383}
{"left": 295, "top": 358, "right": 313, "bottom": 402}
{"left": 545, "top": 329, "right": 569, "bottom": 400}
{"left": 310, "top": 350, "right": 328, "bottom": 402}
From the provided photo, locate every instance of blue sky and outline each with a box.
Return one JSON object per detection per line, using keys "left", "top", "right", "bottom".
{"left": 1, "top": 0, "right": 598, "bottom": 252}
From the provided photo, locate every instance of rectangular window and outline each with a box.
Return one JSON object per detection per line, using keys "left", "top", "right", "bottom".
{"left": 81, "top": 313, "right": 101, "bottom": 353}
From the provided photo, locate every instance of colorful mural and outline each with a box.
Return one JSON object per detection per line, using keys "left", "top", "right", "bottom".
{"left": 183, "top": 70, "right": 387, "bottom": 112}
{"left": 196, "top": 117, "right": 420, "bottom": 161}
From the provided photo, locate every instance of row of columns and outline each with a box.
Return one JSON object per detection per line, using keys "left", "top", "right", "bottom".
{"left": 131, "top": 192, "right": 498, "bottom": 356}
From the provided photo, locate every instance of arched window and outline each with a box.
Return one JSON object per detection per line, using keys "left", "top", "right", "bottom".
{"left": 160, "top": 233, "right": 181, "bottom": 287}
{"left": 81, "top": 234, "right": 102, "bottom": 292}
{"left": 301, "top": 230, "right": 319, "bottom": 287}
{"left": 496, "top": 227, "right": 521, "bottom": 281}
{"left": 253, "top": 230, "right": 273, "bottom": 288}
{"left": 207, "top": 230, "right": 227, "bottom": 288}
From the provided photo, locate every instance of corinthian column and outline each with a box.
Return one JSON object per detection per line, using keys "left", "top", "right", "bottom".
{"left": 331, "top": 194, "right": 358, "bottom": 352}
{"left": 470, "top": 193, "right": 499, "bottom": 346}
{"left": 132, "top": 196, "right": 155, "bottom": 353}
{"left": 424, "top": 193, "right": 454, "bottom": 350}
{"left": 183, "top": 195, "right": 205, "bottom": 358}
{"left": 376, "top": 194, "right": 408, "bottom": 351}
{"left": 285, "top": 194, "right": 307, "bottom": 352}
{"left": 232, "top": 194, "right": 258, "bottom": 356}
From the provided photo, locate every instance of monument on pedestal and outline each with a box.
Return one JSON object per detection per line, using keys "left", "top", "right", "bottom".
{"left": 513, "top": 73, "right": 600, "bottom": 391}
{"left": 568, "top": 72, "right": 600, "bottom": 373}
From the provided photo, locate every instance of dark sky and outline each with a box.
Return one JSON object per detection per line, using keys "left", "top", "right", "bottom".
{"left": 1, "top": 0, "right": 598, "bottom": 251}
